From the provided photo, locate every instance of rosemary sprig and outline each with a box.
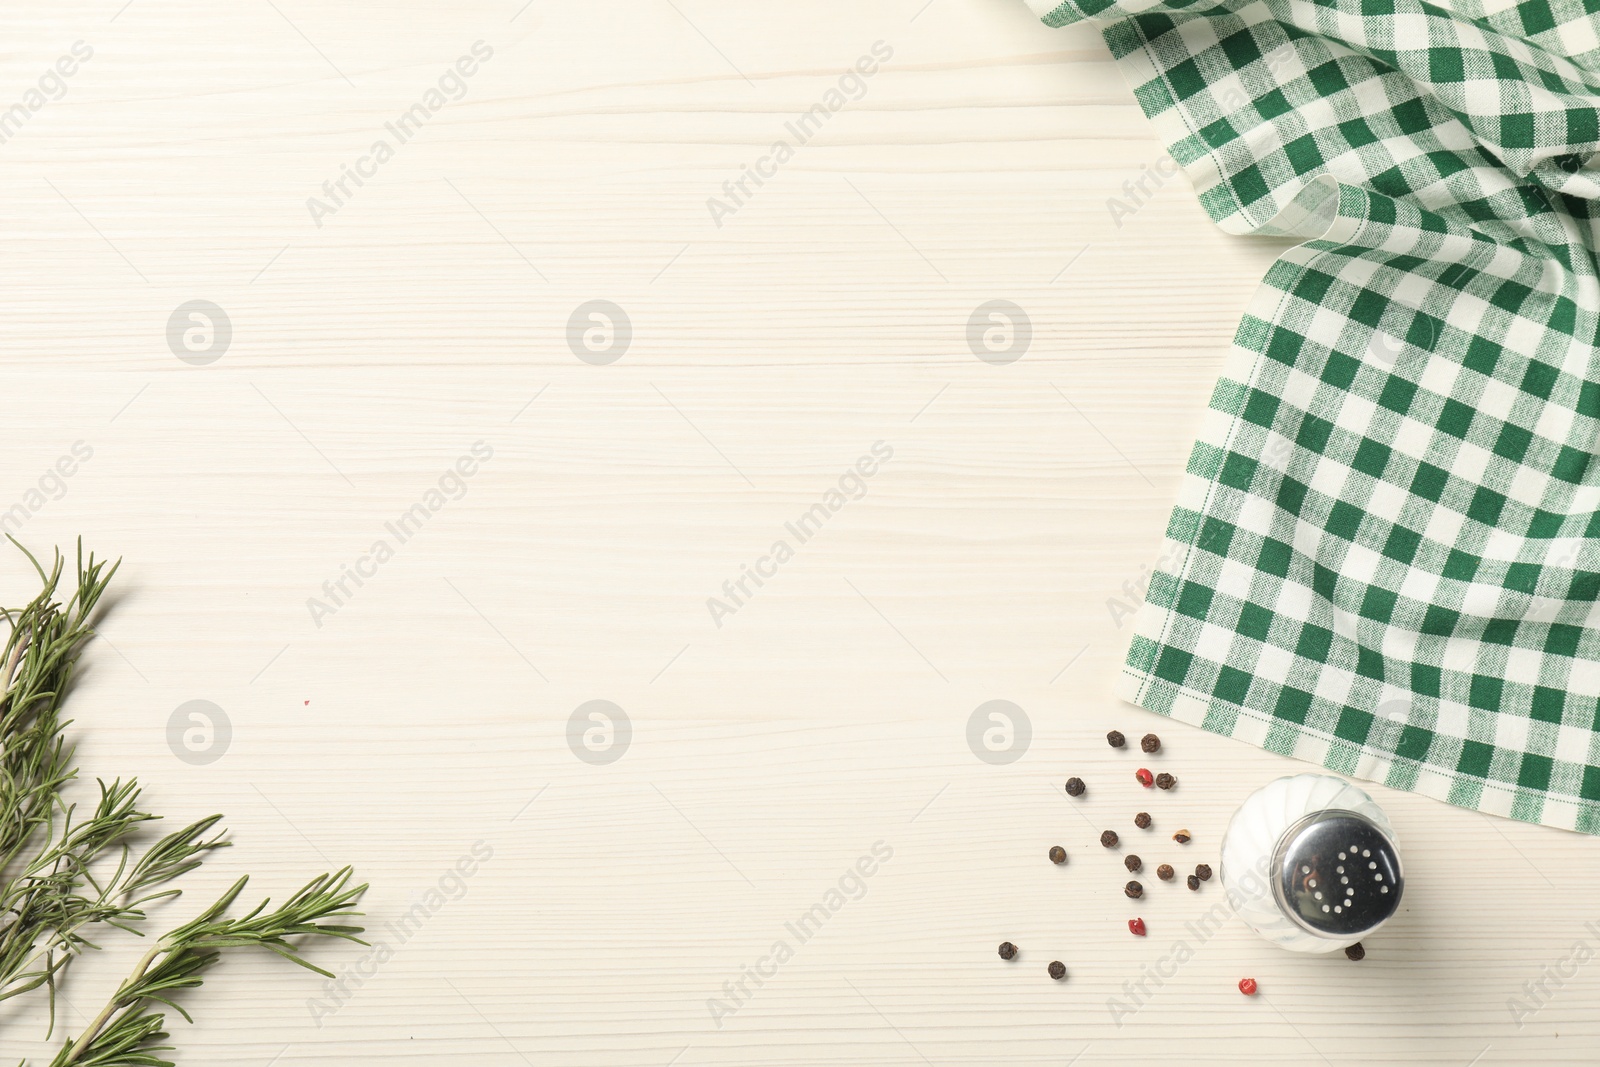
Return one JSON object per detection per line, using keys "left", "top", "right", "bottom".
{"left": 0, "top": 541, "right": 190, "bottom": 1018}
{"left": 0, "top": 541, "right": 366, "bottom": 1064}
{"left": 0, "top": 538, "right": 116, "bottom": 875}
{"left": 0, "top": 797, "right": 229, "bottom": 1011}
{"left": 48, "top": 868, "right": 367, "bottom": 1067}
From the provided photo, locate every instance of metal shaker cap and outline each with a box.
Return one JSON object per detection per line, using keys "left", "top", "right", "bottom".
{"left": 1271, "top": 809, "right": 1402, "bottom": 939}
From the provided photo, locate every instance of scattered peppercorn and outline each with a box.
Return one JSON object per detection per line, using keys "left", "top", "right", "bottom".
{"left": 1128, "top": 917, "right": 1146, "bottom": 937}
{"left": 1124, "top": 880, "right": 1143, "bottom": 899}
{"left": 1124, "top": 854, "right": 1142, "bottom": 873}
{"left": 1155, "top": 772, "right": 1177, "bottom": 790}
{"left": 1065, "top": 777, "right": 1086, "bottom": 797}
{"left": 1049, "top": 845, "right": 1067, "bottom": 865}
{"left": 1107, "top": 730, "right": 1126, "bottom": 748}
{"left": 1186, "top": 874, "right": 1200, "bottom": 891}
{"left": 1135, "top": 768, "right": 1154, "bottom": 787}
{"left": 999, "top": 942, "right": 1017, "bottom": 960}
{"left": 1048, "top": 961, "right": 1066, "bottom": 981}
{"left": 1345, "top": 942, "right": 1365, "bottom": 962}
{"left": 1156, "top": 864, "right": 1174, "bottom": 881}
{"left": 1100, "top": 830, "right": 1118, "bottom": 848}
{"left": 1172, "top": 830, "right": 1191, "bottom": 844}
{"left": 1238, "top": 977, "right": 1257, "bottom": 996}
{"left": 1195, "top": 863, "right": 1212, "bottom": 882}
{"left": 1141, "top": 733, "right": 1161, "bottom": 753}
{"left": 1134, "top": 812, "right": 1152, "bottom": 829}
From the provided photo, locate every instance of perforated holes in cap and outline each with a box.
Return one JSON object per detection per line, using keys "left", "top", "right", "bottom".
{"left": 1272, "top": 811, "right": 1402, "bottom": 938}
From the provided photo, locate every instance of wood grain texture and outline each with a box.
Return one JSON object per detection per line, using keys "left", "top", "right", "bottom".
{"left": 3, "top": 0, "right": 1596, "bottom": 1063}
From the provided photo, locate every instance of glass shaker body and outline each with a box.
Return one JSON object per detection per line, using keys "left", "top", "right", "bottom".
{"left": 1220, "top": 773, "right": 1402, "bottom": 954}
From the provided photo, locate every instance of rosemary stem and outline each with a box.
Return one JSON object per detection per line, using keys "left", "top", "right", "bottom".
{"left": 60, "top": 941, "right": 166, "bottom": 1065}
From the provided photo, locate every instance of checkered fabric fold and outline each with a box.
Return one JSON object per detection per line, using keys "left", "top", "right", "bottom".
{"left": 1028, "top": 0, "right": 1600, "bottom": 831}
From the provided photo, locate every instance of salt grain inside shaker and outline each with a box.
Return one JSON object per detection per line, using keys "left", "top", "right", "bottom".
{"left": 1220, "top": 773, "right": 1402, "bottom": 954}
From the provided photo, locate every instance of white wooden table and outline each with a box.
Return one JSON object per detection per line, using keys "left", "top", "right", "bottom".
{"left": 5, "top": 1, "right": 1597, "bottom": 1063}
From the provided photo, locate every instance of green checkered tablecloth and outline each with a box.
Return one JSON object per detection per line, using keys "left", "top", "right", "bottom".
{"left": 1028, "top": 0, "right": 1600, "bottom": 831}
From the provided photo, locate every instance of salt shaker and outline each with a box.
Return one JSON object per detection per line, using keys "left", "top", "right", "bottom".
{"left": 1220, "top": 773, "right": 1403, "bottom": 953}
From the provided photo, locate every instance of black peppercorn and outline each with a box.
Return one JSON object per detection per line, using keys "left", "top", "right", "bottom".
{"left": 1172, "top": 829, "right": 1190, "bottom": 844}
{"left": 1124, "top": 880, "right": 1143, "bottom": 899}
{"left": 1124, "top": 854, "right": 1142, "bottom": 873}
{"left": 1186, "top": 874, "right": 1200, "bottom": 891}
{"left": 1141, "top": 733, "right": 1161, "bottom": 753}
{"left": 1155, "top": 772, "right": 1177, "bottom": 790}
{"left": 1049, "top": 846, "right": 1067, "bottom": 865}
{"left": 999, "top": 942, "right": 1017, "bottom": 960}
{"left": 1065, "top": 777, "right": 1086, "bottom": 797}
{"left": 1048, "top": 961, "right": 1066, "bottom": 981}
{"left": 1344, "top": 942, "right": 1365, "bottom": 962}
{"left": 1156, "top": 864, "right": 1174, "bottom": 881}
{"left": 1100, "top": 830, "right": 1118, "bottom": 848}
{"left": 1134, "top": 812, "right": 1151, "bottom": 829}
{"left": 1106, "top": 730, "right": 1126, "bottom": 748}
{"left": 1194, "top": 863, "right": 1212, "bottom": 881}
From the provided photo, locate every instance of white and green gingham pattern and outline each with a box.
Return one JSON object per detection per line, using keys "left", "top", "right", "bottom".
{"left": 1029, "top": 0, "right": 1600, "bottom": 831}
